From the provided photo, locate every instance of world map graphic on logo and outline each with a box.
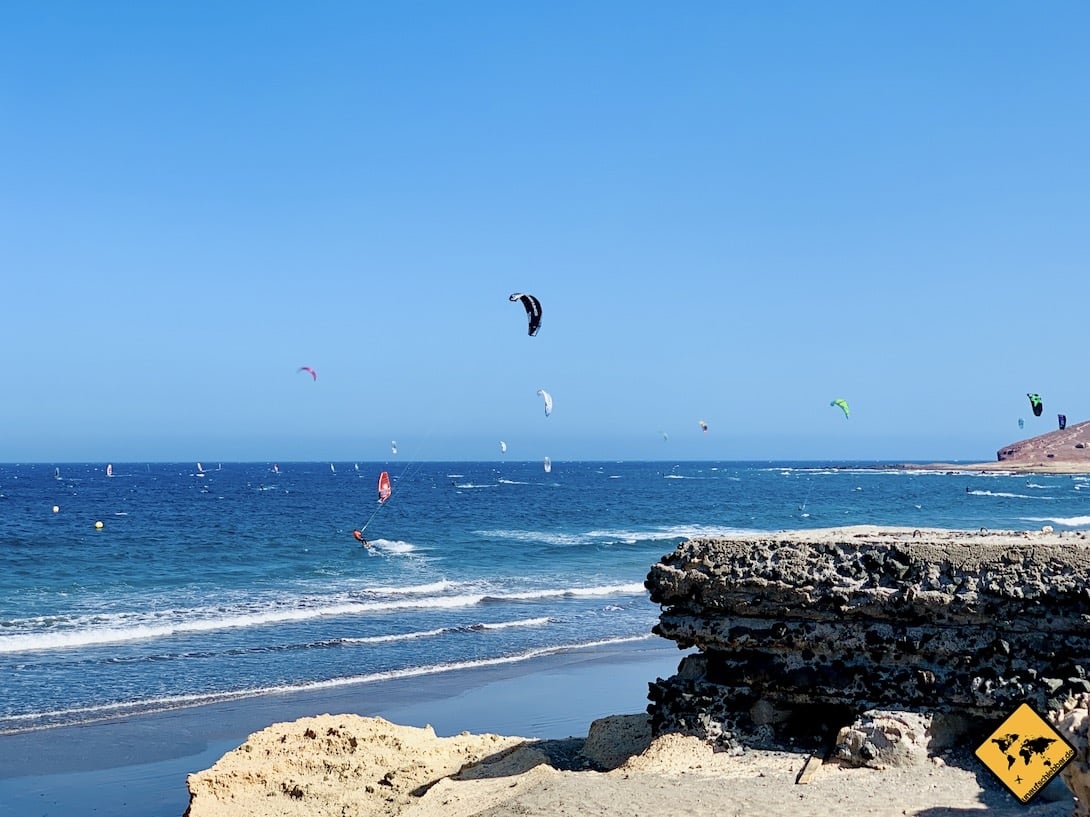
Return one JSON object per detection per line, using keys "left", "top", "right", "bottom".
{"left": 991, "top": 733, "right": 1058, "bottom": 770}
{"left": 976, "top": 704, "right": 1076, "bottom": 803}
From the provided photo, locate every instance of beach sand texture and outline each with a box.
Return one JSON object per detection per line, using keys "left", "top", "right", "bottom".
{"left": 184, "top": 712, "right": 1072, "bottom": 816}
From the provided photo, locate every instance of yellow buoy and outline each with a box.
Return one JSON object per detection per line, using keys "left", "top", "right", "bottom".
{"left": 52, "top": 505, "right": 59, "bottom": 513}
{"left": 95, "top": 521, "right": 104, "bottom": 529}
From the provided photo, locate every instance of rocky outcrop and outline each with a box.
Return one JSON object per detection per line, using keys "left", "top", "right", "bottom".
{"left": 644, "top": 526, "right": 1090, "bottom": 751}
{"left": 997, "top": 420, "right": 1090, "bottom": 463}
{"left": 1050, "top": 695, "right": 1090, "bottom": 816}
{"left": 833, "top": 711, "right": 931, "bottom": 769}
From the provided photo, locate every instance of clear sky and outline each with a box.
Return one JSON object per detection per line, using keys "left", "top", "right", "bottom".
{"left": 2, "top": 2, "right": 1087, "bottom": 463}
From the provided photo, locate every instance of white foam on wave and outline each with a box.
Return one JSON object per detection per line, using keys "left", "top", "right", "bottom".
{"left": 474, "top": 616, "right": 552, "bottom": 630}
{"left": 369, "top": 538, "right": 419, "bottom": 554}
{"left": 493, "top": 583, "right": 646, "bottom": 601}
{"left": 652, "top": 523, "right": 756, "bottom": 539}
{"left": 583, "top": 528, "right": 642, "bottom": 544}
{"left": 348, "top": 617, "right": 552, "bottom": 638}
{"left": 475, "top": 528, "right": 587, "bottom": 546}
{"left": 761, "top": 467, "right": 839, "bottom": 475}
{"left": 0, "top": 634, "right": 656, "bottom": 735}
{"left": 0, "top": 594, "right": 490, "bottom": 654}
{"left": 364, "top": 580, "right": 456, "bottom": 596}
{"left": 968, "top": 490, "right": 1047, "bottom": 499}
{"left": 1021, "top": 516, "right": 1090, "bottom": 527}
{"left": 0, "top": 578, "right": 639, "bottom": 656}
{"left": 340, "top": 627, "right": 449, "bottom": 645}
{"left": 496, "top": 478, "right": 529, "bottom": 485}
{"left": 476, "top": 524, "right": 750, "bottom": 547}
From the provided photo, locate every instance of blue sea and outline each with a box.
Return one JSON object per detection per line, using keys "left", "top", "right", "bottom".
{"left": 3, "top": 460, "right": 1090, "bottom": 735}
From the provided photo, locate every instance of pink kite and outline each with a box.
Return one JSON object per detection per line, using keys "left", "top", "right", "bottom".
{"left": 297, "top": 366, "right": 317, "bottom": 381}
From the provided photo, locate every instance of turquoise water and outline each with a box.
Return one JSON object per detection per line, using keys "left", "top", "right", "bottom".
{"left": 2, "top": 460, "right": 1088, "bottom": 733}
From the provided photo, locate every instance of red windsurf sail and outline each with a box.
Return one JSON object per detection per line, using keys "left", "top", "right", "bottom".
{"left": 377, "top": 471, "right": 392, "bottom": 504}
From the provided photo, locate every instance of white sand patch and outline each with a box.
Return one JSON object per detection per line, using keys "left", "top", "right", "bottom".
{"left": 186, "top": 713, "right": 1074, "bottom": 817}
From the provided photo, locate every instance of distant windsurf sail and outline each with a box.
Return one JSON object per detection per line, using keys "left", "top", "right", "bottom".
{"left": 106, "top": 463, "right": 113, "bottom": 478}
{"left": 543, "top": 457, "right": 552, "bottom": 473}
{"left": 500, "top": 440, "right": 507, "bottom": 454}
{"left": 55, "top": 467, "right": 60, "bottom": 480}
{"left": 378, "top": 471, "right": 392, "bottom": 503}
{"left": 1059, "top": 414, "right": 1068, "bottom": 430}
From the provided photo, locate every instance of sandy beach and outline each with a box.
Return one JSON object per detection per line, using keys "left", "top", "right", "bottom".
{"left": 0, "top": 634, "right": 1080, "bottom": 816}
{"left": 0, "top": 640, "right": 682, "bottom": 816}
{"left": 181, "top": 709, "right": 1076, "bottom": 817}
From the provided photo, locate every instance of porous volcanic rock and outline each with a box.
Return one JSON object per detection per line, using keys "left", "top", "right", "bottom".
{"left": 644, "top": 526, "right": 1090, "bottom": 751}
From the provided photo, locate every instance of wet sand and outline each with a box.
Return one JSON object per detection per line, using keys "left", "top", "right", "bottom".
{"left": 0, "top": 639, "right": 684, "bottom": 817}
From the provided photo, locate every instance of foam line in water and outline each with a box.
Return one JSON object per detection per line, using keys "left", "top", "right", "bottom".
{"left": 0, "top": 634, "right": 655, "bottom": 734}
{"left": 967, "top": 490, "right": 1045, "bottom": 499}
{"left": 0, "top": 585, "right": 642, "bottom": 654}
{"left": 1022, "top": 516, "right": 1090, "bottom": 527}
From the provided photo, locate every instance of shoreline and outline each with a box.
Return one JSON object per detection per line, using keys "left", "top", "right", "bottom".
{"left": 0, "top": 639, "right": 685, "bottom": 817}
{"left": 894, "top": 461, "right": 1090, "bottom": 475}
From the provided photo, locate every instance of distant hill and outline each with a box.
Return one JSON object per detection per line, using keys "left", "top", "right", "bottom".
{"left": 997, "top": 420, "right": 1090, "bottom": 463}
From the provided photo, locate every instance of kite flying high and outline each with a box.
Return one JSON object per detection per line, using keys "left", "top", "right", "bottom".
{"left": 509, "top": 293, "right": 542, "bottom": 336}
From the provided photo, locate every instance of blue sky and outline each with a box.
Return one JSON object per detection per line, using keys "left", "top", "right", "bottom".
{"left": 2, "top": 2, "right": 1087, "bottom": 462}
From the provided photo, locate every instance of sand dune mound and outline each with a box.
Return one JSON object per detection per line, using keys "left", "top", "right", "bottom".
{"left": 184, "top": 715, "right": 533, "bottom": 817}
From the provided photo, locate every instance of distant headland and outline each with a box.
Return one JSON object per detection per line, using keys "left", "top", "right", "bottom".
{"left": 903, "top": 420, "right": 1090, "bottom": 474}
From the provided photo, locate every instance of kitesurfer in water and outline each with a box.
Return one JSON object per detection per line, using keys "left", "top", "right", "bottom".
{"left": 352, "top": 530, "right": 371, "bottom": 548}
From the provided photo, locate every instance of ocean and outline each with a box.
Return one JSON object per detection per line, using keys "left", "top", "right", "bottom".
{"left": 3, "top": 460, "right": 1089, "bottom": 735}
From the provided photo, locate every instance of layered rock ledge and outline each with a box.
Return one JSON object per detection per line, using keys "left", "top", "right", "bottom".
{"left": 644, "top": 526, "right": 1090, "bottom": 750}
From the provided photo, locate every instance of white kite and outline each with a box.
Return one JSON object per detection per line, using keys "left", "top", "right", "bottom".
{"left": 537, "top": 389, "right": 553, "bottom": 417}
